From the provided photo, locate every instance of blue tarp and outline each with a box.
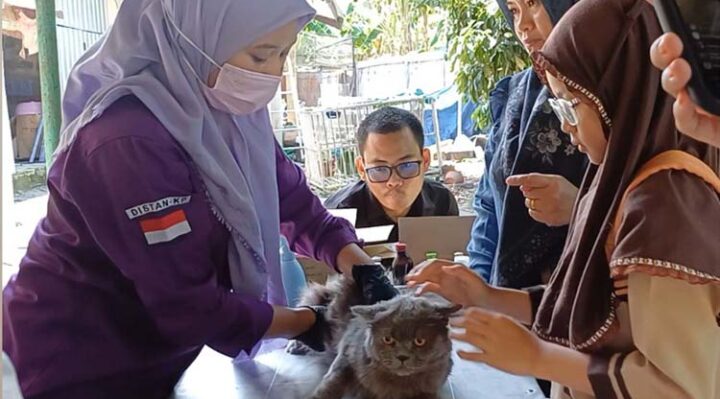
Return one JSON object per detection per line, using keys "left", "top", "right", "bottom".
{"left": 422, "top": 96, "right": 479, "bottom": 146}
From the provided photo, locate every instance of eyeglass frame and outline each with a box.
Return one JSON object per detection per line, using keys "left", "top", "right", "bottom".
{"left": 362, "top": 160, "right": 424, "bottom": 183}
{"left": 548, "top": 97, "right": 581, "bottom": 127}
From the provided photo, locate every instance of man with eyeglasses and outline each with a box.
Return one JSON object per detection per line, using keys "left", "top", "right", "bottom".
{"left": 325, "top": 107, "right": 459, "bottom": 243}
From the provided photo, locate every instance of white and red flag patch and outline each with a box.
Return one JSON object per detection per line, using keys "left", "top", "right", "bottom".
{"left": 139, "top": 209, "right": 192, "bottom": 245}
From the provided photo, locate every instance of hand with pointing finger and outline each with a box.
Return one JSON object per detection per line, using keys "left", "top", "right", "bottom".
{"left": 506, "top": 173, "right": 578, "bottom": 227}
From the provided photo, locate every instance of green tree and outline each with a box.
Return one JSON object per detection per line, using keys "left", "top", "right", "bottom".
{"left": 341, "top": 2, "right": 384, "bottom": 59}
{"left": 339, "top": 0, "right": 448, "bottom": 60}
{"left": 304, "top": 20, "right": 337, "bottom": 37}
{"left": 444, "top": 0, "right": 528, "bottom": 129}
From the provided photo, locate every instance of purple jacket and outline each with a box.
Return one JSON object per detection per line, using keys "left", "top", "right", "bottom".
{"left": 3, "top": 96, "right": 357, "bottom": 398}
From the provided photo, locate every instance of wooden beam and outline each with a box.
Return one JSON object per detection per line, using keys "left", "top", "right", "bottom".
{"left": 314, "top": 14, "right": 343, "bottom": 29}
{"left": 325, "top": 0, "right": 342, "bottom": 21}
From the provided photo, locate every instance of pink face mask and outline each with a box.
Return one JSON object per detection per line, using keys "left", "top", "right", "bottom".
{"left": 166, "top": 10, "right": 281, "bottom": 115}
{"left": 202, "top": 64, "right": 281, "bottom": 115}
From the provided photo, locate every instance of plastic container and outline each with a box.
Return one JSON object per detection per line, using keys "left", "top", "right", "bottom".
{"left": 453, "top": 251, "right": 470, "bottom": 267}
{"left": 279, "top": 236, "right": 307, "bottom": 307}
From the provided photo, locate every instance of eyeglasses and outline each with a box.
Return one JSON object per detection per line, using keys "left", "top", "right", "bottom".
{"left": 548, "top": 97, "right": 581, "bottom": 126}
{"left": 364, "top": 161, "right": 422, "bottom": 183}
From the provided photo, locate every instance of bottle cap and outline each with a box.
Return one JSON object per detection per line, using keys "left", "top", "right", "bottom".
{"left": 395, "top": 242, "right": 407, "bottom": 252}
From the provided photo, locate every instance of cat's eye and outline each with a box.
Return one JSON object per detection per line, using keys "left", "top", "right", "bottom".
{"left": 414, "top": 337, "right": 427, "bottom": 347}
{"left": 382, "top": 336, "right": 395, "bottom": 345}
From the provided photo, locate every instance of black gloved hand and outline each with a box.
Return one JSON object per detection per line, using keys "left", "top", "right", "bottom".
{"left": 352, "top": 264, "right": 400, "bottom": 305}
{"left": 292, "top": 305, "right": 329, "bottom": 352}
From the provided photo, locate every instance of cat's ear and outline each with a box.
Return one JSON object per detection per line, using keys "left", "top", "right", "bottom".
{"left": 352, "top": 303, "right": 393, "bottom": 323}
{"left": 351, "top": 304, "right": 379, "bottom": 321}
{"left": 434, "top": 303, "right": 462, "bottom": 318}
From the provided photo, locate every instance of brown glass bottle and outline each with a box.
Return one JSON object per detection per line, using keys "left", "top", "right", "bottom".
{"left": 391, "top": 243, "right": 414, "bottom": 285}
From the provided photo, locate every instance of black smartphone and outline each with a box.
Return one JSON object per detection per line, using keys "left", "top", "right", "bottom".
{"left": 654, "top": 0, "right": 720, "bottom": 116}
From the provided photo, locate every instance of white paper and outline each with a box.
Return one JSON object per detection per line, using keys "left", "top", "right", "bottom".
{"left": 327, "top": 208, "right": 358, "bottom": 227}
{"left": 356, "top": 225, "right": 394, "bottom": 244}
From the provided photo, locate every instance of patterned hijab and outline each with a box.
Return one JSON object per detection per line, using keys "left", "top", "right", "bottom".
{"left": 485, "top": 0, "right": 586, "bottom": 288}
{"left": 531, "top": 0, "right": 720, "bottom": 351}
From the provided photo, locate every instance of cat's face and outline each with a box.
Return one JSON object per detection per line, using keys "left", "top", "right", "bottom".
{"left": 351, "top": 295, "right": 460, "bottom": 377}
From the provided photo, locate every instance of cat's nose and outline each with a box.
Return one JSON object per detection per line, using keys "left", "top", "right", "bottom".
{"left": 397, "top": 355, "right": 409, "bottom": 363}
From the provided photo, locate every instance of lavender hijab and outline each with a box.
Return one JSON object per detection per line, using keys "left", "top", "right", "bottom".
{"left": 57, "top": 0, "right": 315, "bottom": 304}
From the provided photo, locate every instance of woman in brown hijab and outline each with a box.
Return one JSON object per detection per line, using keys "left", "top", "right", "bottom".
{"left": 407, "top": 0, "right": 720, "bottom": 397}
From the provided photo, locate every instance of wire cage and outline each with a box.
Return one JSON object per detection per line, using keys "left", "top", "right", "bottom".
{"left": 299, "top": 96, "right": 425, "bottom": 195}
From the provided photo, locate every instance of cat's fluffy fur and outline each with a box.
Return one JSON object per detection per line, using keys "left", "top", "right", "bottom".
{"left": 293, "top": 276, "right": 459, "bottom": 399}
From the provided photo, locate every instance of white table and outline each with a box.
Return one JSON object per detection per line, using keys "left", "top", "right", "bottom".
{"left": 173, "top": 345, "right": 546, "bottom": 399}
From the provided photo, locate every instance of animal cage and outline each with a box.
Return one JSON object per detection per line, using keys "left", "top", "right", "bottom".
{"left": 299, "top": 96, "right": 426, "bottom": 195}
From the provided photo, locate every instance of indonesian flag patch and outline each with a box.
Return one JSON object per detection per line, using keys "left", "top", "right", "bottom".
{"left": 140, "top": 209, "right": 192, "bottom": 245}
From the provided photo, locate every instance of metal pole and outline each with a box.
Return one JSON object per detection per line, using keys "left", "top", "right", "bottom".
{"left": 457, "top": 95, "right": 463, "bottom": 139}
{"left": 350, "top": 36, "right": 357, "bottom": 97}
{"left": 432, "top": 102, "right": 443, "bottom": 171}
{"left": 36, "top": 0, "right": 62, "bottom": 168}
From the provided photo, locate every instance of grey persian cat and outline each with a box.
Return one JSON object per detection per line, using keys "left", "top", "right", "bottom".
{"left": 293, "top": 277, "right": 459, "bottom": 399}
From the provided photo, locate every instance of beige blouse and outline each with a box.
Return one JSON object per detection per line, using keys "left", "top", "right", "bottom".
{"left": 553, "top": 273, "right": 720, "bottom": 399}
{"left": 552, "top": 155, "right": 720, "bottom": 399}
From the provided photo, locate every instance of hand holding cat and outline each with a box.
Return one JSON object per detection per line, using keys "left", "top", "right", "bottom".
{"left": 449, "top": 307, "right": 545, "bottom": 377}
{"left": 293, "top": 305, "right": 329, "bottom": 352}
{"left": 405, "top": 260, "right": 491, "bottom": 307}
{"left": 352, "top": 264, "right": 399, "bottom": 305}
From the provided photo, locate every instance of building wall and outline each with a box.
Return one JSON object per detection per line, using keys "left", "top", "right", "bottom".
{"left": 356, "top": 50, "right": 455, "bottom": 99}
{"left": 55, "top": 0, "right": 108, "bottom": 94}
{"left": 2, "top": 0, "right": 110, "bottom": 101}
{"left": 2, "top": 5, "right": 42, "bottom": 122}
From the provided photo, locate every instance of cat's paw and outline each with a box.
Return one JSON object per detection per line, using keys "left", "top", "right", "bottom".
{"left": 285, "top": 339, "right": 311, "bottom": 355}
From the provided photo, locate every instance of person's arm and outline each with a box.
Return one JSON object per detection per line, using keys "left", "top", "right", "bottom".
{"left": 585, "top": 273, "right": 719, "bottom": 398}
{"left": 64, "top": 135, "right": 302, "bottom": 357}
{"left": 486, "top": 286, "right": 534, "bottom": 325}
{"left": 533, "top": 343, "right": 593, "bottom": 394}
{"left": 276, "top": 145, "right": 371, "bottom": 275}
{"left": 467, "top": 174, "right": 499, "bottom": 282}
{"left": 467, "top": 128, "right": 503, "bottom": 280}
{"left": 449, "top": 283, "right": 712, "bottom": 397}
{"left": 452, "top": 265, "right": 720, "bottom": 397}
{"left": 407, "top": 261, "right": 534, "bottom": 324}
{"left": 449, "top": 306, "right": 593, "bottom": 394}
{"left": 265, "top": 306, "right": 315, "bottom": 339}
{"left": 467, "top": 77, "right": 511, "bottom": 280}
{"left": 335, "top": 244, "right": 374, "bottom": 274}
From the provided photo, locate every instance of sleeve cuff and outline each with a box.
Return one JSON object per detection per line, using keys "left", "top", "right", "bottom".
{"left": 208, "top": 296, "right": 274, "bottom": 357}
{"left": 317, "top": 219, "right": 360, "bottom": 273}
{"left": 588, "top": 353, "right": 626, "bottom": 399}
{"left": 522, "top": 285, "right": 546, "bottom": 324}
